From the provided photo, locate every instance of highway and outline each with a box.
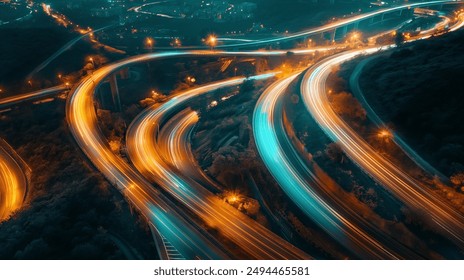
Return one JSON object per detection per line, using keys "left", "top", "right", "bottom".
{"left": 0, "top": 141, "right": 27, "bottom": 221}
{"left": 140, "top": 1, "right": 462, "bottom": 50}
{"left": 450, "top": 11, "right": 464, "bottom": 31}
{"left": 65, "top": 4, "right": 464, "bottom": 258}
{"left": 301, "top": 49, "right": 464, "bottom": 249}
{"left": 126, "top": 75, "right": 310, "bottom": 259}
{"left": 67, "top": 50, "right": 325, "bottom": 259}
{"left": 212, "top": 0, "right": 463, "bottom": 48}
{"left": 159, "top": 108, "right": 222, "bottom": 193}
{"left": 252, "top": 73, "right": 426, "bottom": 259}
{"left": 66, "top": 51, "right": 236, "bottom": 260}
{"left": 0, "top": 85, "right": 68, "bottom": 110}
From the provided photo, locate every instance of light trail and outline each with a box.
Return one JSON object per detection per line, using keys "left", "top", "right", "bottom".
{"left": 67, "top": 50, "right": 325, "bottom": 259}
{"left": 252, "top": 72, "right": 426, "bottom": 259}
{"left": 450, "top": 12, "right": 464, "bottom": 31}
{"left": 211, "top": 0, "right": 463, "bottom": 48}
{"left": 67, "top": 51, "right": 234, "bottom": 260}
{"left": 66, "top": 3, "right": 464, "bottom": 257}
{"left": 0, "top": 142, "right": 27, "bottom": 221}
{"left": 26, "top": 25, "right": 112, "bottom": 80}
{"left": 127, "top": 74, "right": 310, "bottom": 259}
{"left": 301, "top": 49, "right": 464, "bottom": 249}
{"left": 132, "top": 1, "right": 462, "bottom": 50}
{"left": 0, "top": 85, "right": 68, "bottom": 110}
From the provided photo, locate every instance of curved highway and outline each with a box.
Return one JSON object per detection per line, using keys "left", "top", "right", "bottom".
{"left": 214, "top": 0, "right": 462, "bottom": 48}
{"left": 127, "top": 75, "right": 310, "bottom": 259}
{"left": 66, "top": 3, "right": 464, "bottom": 257}
{"left": 67, "top": 51, "right": 235, "bottom": 260}
{"left": 135, "top": 1, "right": 462, "bottom": 50}
{"left": 159, "top": 108, "right": 222, "bottom": 193}
{"left": 301, "top": 49, "right": 464, "bottom": 249}
{"left": 252, "top": 73, "right": 426, "bottom": 259}
{"left": 67, "top": 50, "right": 322, "bottom": 259}
{"left": 0, "top": 142, "right": 27, "bottom": 221}
{"left": 0, "top": 85, "right": 68, "bottom": 110}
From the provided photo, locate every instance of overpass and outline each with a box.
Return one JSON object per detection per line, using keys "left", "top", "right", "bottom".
{"left": 213, "top": 0, "right": 463, "bottom": 48}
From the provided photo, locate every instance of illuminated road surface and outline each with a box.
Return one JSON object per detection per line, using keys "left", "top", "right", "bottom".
{"left": 144, "top": 1, "right": 463, "bottom": 50}
{"left": 252, "top": 73, "right": 426, "bottom": 259}
{"left": 160, "top": 109, "right": 221, "bottom": 192}
{"left": 213, "top": 0, "right": 462, "bottom": 48}
{"left": 450, "top": 12, "right": 464, "bottom": 32}
{"left": 67, "top": 51, "right": 234, "bottom": 260}
{"left": 0, "top": 85, "right": 68, "bottom": 110}
{"left": 0, "top": 144, "right": 27, "bottom": 221}
{"left": 66, "top": 4, "right": 464, "bottom": 256}
{"left": 301, "top": 50, "right": 464, "bottom": 249}
{"left": 67, "top": 50, "right": 323, "bottom": 259}
{"left": 127, "top": 75, "right": 310, "bottom": 259}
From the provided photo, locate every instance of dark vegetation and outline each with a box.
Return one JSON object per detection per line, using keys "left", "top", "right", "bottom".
{"left": 342, "top": 29, "right": 464, "bottom": 184}
{"left": 0, "top": 28, "right": 73, "bottom": 89}
{"left": 0, "top": 100, "right": 157, "bottom": 259}
{"left": 0, "top": 6, "right": 126, "bottom": 95}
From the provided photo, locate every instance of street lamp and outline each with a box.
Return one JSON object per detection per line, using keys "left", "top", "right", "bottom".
{"left": 145, "top": 37, "right": 154, "bottom": 50}
{"left": 307, "top": 38, "right": 313, "bottom": 48}
{"left": 207, "top": 35, "right": 217, "bottom": 50}
{"left": 378, "top": 129, "right": 392, "bottom": 139}
{"left": 171, "top": 38, "right": 181, "bottom": 47}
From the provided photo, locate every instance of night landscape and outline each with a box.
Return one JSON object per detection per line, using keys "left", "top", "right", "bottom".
{"left": 1, "top": 0, "right": 464, "bottom": 260}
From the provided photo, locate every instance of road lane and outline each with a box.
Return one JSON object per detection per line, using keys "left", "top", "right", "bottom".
{"left": 67, "top": 50, "right": 322, "bottom": 259}
{"left": 301, "top": 50, "right": 464, "bottom": 249}
{"left": 0, "top": 142, "right": 27, "bottom": 221}
{"left": 252, "top": 72, "right": 427, "bottom": 259}
{"left": 127, "top": 75, "right": 311, "bottom": 259}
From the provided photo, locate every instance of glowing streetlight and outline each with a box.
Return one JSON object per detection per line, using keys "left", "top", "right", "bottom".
{"left": 88, "top": 57, "right": 95, "bottom": 67}
{"left": 171, "top": 38, "right": 181, "bottom": 47}
{"left": 207, "top": 35, "right": 217, "bottom": 49}
{"left": 186, "top": 76, "right": 196, "bottom": 83}
{"left": 145, "top": 37, "right": 154, "bottom": 50}
{"left": 378, "top": 129, "right": 392, "bottom": 139}
{"left": 307, "top": 38, "right": 315, "bottom": 48}
{"left": 226, "top": 192, "right": 241, "bottom": 204}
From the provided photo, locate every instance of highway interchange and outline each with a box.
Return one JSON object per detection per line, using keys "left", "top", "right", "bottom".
{"left": 1, "top": 0, "right": 464, "bottom": 259}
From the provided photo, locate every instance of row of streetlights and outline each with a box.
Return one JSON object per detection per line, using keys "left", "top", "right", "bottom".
{"left": 143, "top": 35, "right": 218, "bottom": 50}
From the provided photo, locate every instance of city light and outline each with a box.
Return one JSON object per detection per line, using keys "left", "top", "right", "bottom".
{"left": 378, "top": 129, "right": 392, "bottom": 139}
{"left": 2, "top": 0, "right": 464, "bottom": 266}
{"left": 206, "top": 35, "right": 217, "bottom": 49}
